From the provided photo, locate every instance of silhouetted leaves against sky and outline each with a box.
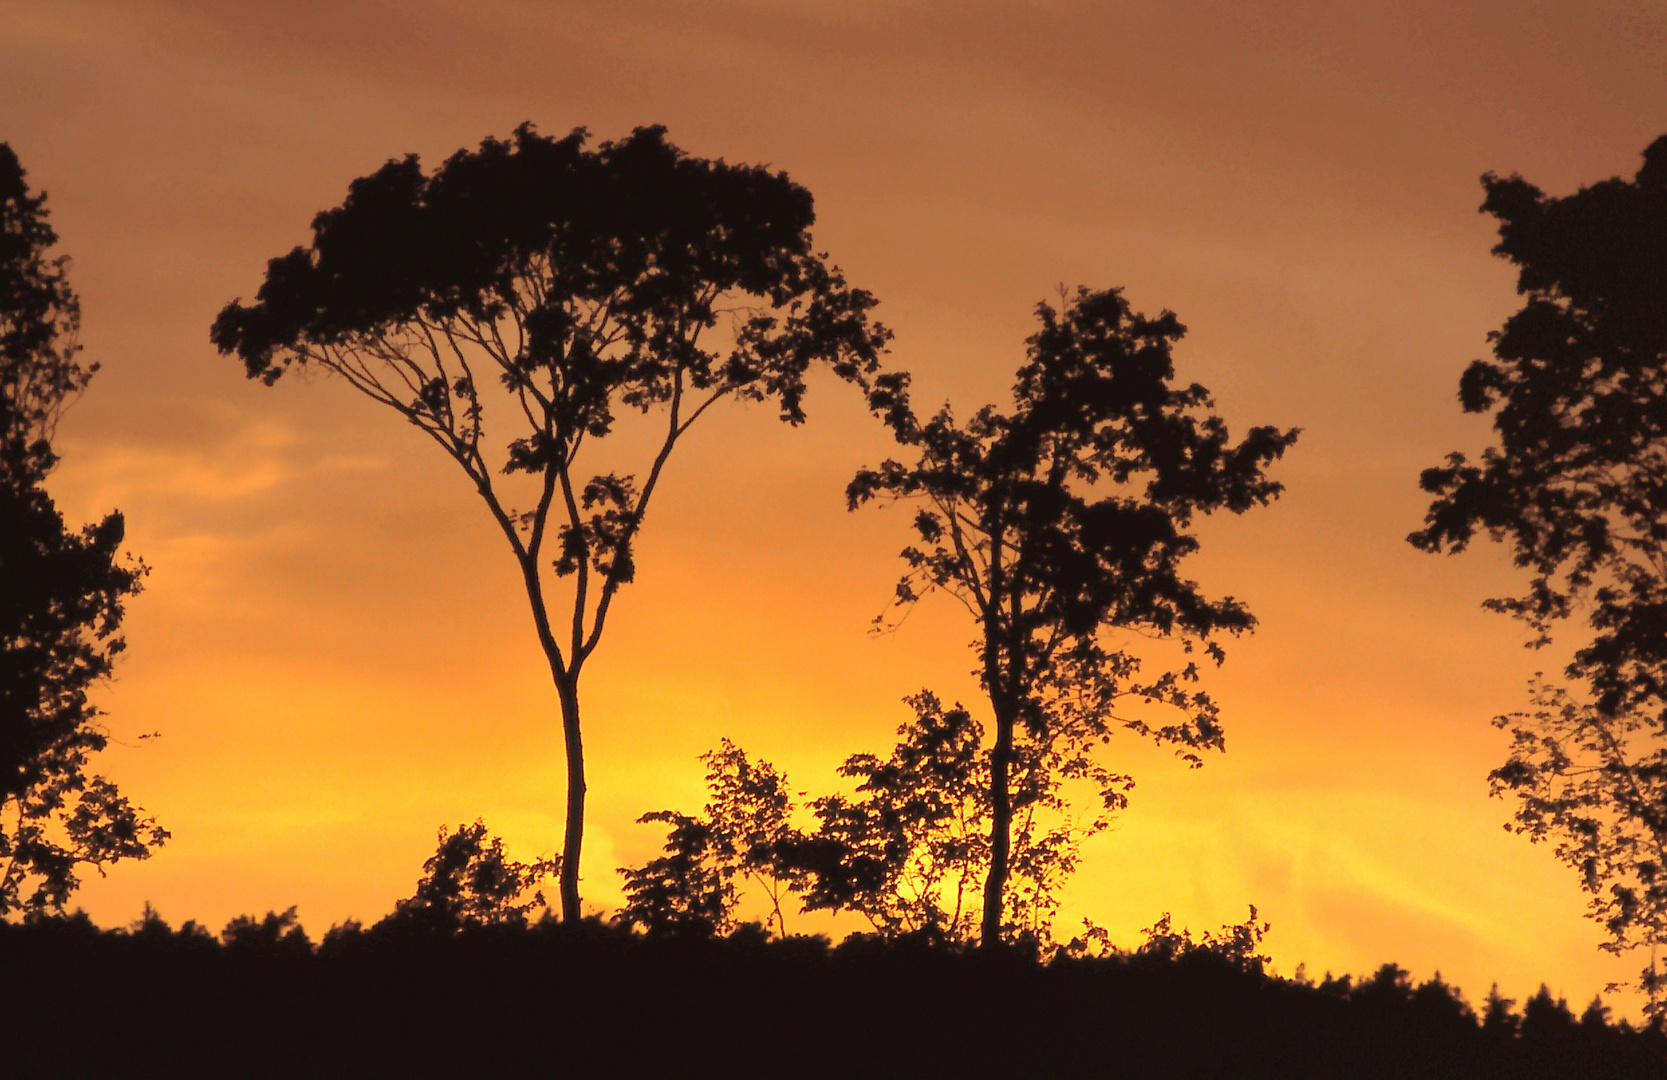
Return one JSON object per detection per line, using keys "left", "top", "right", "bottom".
{"left": 1414, "top": 134, "right": 1667, "bottom": 719}
{"left": 380, "top": 821, "right": 558, "bottom": 934}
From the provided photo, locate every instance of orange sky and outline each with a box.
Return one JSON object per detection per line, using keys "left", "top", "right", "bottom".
{"left": 6, "top": 0, "right": 1667, "bottom": 1014}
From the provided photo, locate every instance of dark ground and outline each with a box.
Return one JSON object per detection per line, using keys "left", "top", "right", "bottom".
{"left": 3, "top": 914, "right": 1662, "bottom": 1079}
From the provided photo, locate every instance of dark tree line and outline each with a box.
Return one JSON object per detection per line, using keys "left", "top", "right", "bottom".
{"left": 3, "top": 897, "right": 1661, "bottom": 1080}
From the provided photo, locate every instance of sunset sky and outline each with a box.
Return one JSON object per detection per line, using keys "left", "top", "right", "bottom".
{"left": 6, "top": 0, "right": 1667, "bottom": 1014}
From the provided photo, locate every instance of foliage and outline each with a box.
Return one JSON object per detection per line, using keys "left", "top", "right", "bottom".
{"left": 1130, "top": 905, "right": 1272, "bottom": 972}
{"left": 619, "top": 693, "right": 1126, "bottom": 950}
{"left": 212, "top": 124, "right": 889, "bottom": 920}
{"left": 851, "top": 285, "right": 1297, "bottom": 945}
{"left": 125, "top": 902, "right": 215, "bottom": 949}
{"left": 380, "top": 821, "right": 559, "bottom": 933}
{"left": 1410, "top": 134, "right": 1667, "bottom": 1013}
{"left": 1411, "top": 133, "right": 1667, "bottom": 713}
{"left": 1489, "top": 680, "right": 1667, "bottom": 1004}
{"left": 617, "top": 739, "right": 797, "bottom": 937}
{"left": 0, "top": 143, "right": 162, "bottom": 917}
{"left": 786, "top": 693, "right": 991, "bottom": 944}
{"left": 222, "top": 906, "right": 313, "bottom": 955}
{"left": 695, "top": 739, "right": 798, "bottom": 935}
{"left": 617, "top": 811, "right": 734, "bottom": 938}
{"left": 0, "top": 148, "right": 86, "bottom": 480}
{"left": 789, "top": 691, "right": 1121, "bottom": 947}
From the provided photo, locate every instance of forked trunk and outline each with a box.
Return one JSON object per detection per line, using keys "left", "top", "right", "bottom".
{"left": 557, "top": 675, "right": 586, "bottom": 922}
{"left": 981, "top": 707, "right": 1016, "bottom": 949}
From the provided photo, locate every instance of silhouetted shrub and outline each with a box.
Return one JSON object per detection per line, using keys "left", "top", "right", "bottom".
{"left": 373, "top": 820, "right": 558, "bottom": 936}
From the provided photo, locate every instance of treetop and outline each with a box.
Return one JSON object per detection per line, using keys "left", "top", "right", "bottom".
{"left": 851, "top": 286, "right": 1298, "bottom": 652}
{"left": 212, "top": 123, "right": 887, "bottom": 424}
{"left": 1412, "top": 133, "right": 1667, "bottom": 719}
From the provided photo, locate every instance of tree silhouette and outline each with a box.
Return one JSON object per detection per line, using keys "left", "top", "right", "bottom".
{"left": 380, "top": 820, "right": 558, "bottom": 933}
{"left": 0, "top": 143, "right": 163, "bottom": 915}
{"left": 789, "top": 690, "right": 1113, "bottom": 947}
{"left": 619, "top": 693, "right": 1142, "bottom": 949}
{"left": 617, "top": 810, "right": 734, "bottom": 938}
{"left": 851, "top": 287, "right": 1296, "bottom": 947}
{"left": 617, "top": 739, "right": 796, "bottom": 938}
{"left": 695, "top": 739, "right": 798, "bottom": 936}
{"left": 213, "top": 124, "right": 889, "bottom": 920}
{"left": 791, "top": 692, "right": 992, "bottom": 944}
{"left": 1410, "top": 134, "right": 1667, "bottom": 1014}
{"left": 1132, "top": 906, "right": 1271, "bottom": 971}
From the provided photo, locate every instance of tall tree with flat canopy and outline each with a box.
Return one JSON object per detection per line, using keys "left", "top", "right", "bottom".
{"left": 1411, "top": 135, "right": 1667, "bottom": 1012}
{"left": 852, "top": 287, "right": 1296, "bottom": 948}
{"left": 213, "top": 125, "right": 889, "bottom": 920}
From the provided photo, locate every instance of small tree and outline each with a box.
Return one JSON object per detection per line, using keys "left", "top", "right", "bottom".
{"left": 619, "top": 695, "right": 1127, "bottom": 949}
{"left": 851, "top": 286, "right": 1297, "bottom": 947}
{"left": 1133, "top": 906, "right": 1271, "bottom": 972}
{"left": 617, "top": 811, "right": 734, "bottom": 938}
{"left": 213, "top": 125, "right": 889, "bottom": 920}
{"left": 382, "top": 820, "right": 559, "bottom": 933}
{"left": 617, "top": 739, "right": 796, "bottom": 938}
{"left": 1410, "top": 134, "right": 1667, "bottom": 1014}
{"left": 791, "top": 692, "right": 991, "bottom": 944}
{"left": 697, "top": 739, "right": 798, "bottom": 937}
{"left": 790, "top": 690, "right": 1116, "bottom": 947}
{"left": 0, "top": 143, "right": 164, "bottom": 916}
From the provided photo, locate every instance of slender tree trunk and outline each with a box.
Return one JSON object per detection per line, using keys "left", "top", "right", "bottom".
{"left": 557, "top": 674, "right": 586, "bottom": 922}
{"left": 513, "top": 545, "right": 588, "bottom": 924}
{"left": 981, "top": 705, "right": 1015, "bottom": 949}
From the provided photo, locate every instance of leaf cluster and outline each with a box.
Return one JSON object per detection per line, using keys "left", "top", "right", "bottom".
{"left": 0, "top": 143, "right": 87, "bottom": 482}
{"left": 214, "top": 124, "right": 884, "bottom": 412}
{"left": 1489, "top": 679, "right": 1667, "bottom": 1014}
